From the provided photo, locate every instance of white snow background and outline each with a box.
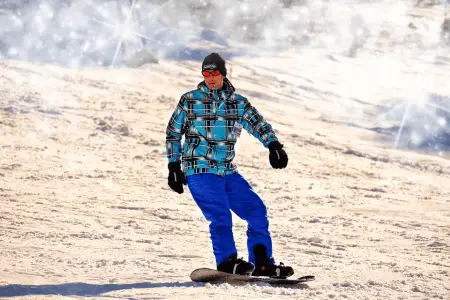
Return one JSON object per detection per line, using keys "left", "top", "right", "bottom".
{"left": 1, "top": 0, "right": 450, "bottom": 299}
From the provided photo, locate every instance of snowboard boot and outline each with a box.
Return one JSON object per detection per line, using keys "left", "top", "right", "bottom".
{"left": 252, "top": 244, "right": 294, "bottom": 278}
{"left": 217, "top": 254, "right": 255, "bottom": 275}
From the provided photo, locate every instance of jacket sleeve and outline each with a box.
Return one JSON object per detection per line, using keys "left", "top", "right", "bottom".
{"left": 166, "top": 96, "right": 188, "bottom": 163}
{"left": 241, "top": 100, "right": 278, "bottom": 148}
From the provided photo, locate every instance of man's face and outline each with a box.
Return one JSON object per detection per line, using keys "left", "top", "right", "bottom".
{"left": 202, "top": 69, "right": 224, "bottom": 90}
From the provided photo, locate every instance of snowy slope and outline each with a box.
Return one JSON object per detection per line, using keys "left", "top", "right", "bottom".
{"left": 1, "top": 0, "right": 450, "bottom": 299}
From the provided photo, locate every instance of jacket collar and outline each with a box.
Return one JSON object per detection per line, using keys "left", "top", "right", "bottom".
{"left": 197, "top": 77, "right": 235, "bottom": 101}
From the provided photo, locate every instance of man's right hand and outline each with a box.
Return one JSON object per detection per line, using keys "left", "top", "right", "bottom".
{"left": 168, "top": 162, "right": 186, "bottom": 194}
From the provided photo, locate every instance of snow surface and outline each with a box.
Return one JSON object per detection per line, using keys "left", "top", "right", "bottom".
{"left": 1, "top": 0, "right": 450, "bottom": 299}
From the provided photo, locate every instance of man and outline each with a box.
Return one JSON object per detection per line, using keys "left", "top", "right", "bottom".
{"left": 165, "top": 53, "right": 293, "bottom": 278}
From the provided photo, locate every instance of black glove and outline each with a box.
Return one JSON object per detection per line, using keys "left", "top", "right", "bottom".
{"left": 168, "top": 162, "right": 186, "bottom": 194}
{"left": 268, "top": 141, "right": 288, "bottom": 169}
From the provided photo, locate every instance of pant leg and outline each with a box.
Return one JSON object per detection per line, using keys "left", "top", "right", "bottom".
{"left": 186, "top": 173, "right": 237, "bottom": 266}
{"left": 224, "top": 173, "right": 273, "bottom": 265}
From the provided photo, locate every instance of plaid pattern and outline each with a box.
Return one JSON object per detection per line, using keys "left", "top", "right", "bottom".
{"left": 166, "top": 78, "right": 278, "bottom": 176}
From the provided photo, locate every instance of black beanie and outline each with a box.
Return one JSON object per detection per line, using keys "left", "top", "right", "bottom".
{"left": 202, "top": 53, "right": 227, "bottom": 77}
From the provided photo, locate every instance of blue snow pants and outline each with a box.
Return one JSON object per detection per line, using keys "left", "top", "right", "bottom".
{"left": 186, "top": 172, "right": 273, "bottom": 266}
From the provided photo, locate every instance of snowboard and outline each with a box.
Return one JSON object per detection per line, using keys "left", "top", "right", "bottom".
{"left": 190, "top": 268, "right": 315, "bottom": 285}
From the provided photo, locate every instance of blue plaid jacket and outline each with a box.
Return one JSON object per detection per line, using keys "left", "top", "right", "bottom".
{"left": 166, "top": 78, "right": 279, "bottom": 176}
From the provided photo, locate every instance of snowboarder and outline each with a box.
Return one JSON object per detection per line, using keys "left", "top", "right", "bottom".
{"left": 165, "top": 53, "right": 293, "bottom": 278}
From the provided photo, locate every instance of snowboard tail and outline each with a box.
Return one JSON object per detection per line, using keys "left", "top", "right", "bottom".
{"left": 190, "top": 268, "right": 315, "bottom": 285}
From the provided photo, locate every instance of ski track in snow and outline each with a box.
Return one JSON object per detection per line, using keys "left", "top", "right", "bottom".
{"left": 1, "top": 1, "right": 450, "bottom": 300}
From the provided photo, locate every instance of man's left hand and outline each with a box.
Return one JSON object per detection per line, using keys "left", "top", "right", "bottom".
{"left": 268, "top": 141, "right": 288, "bottom": 169}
